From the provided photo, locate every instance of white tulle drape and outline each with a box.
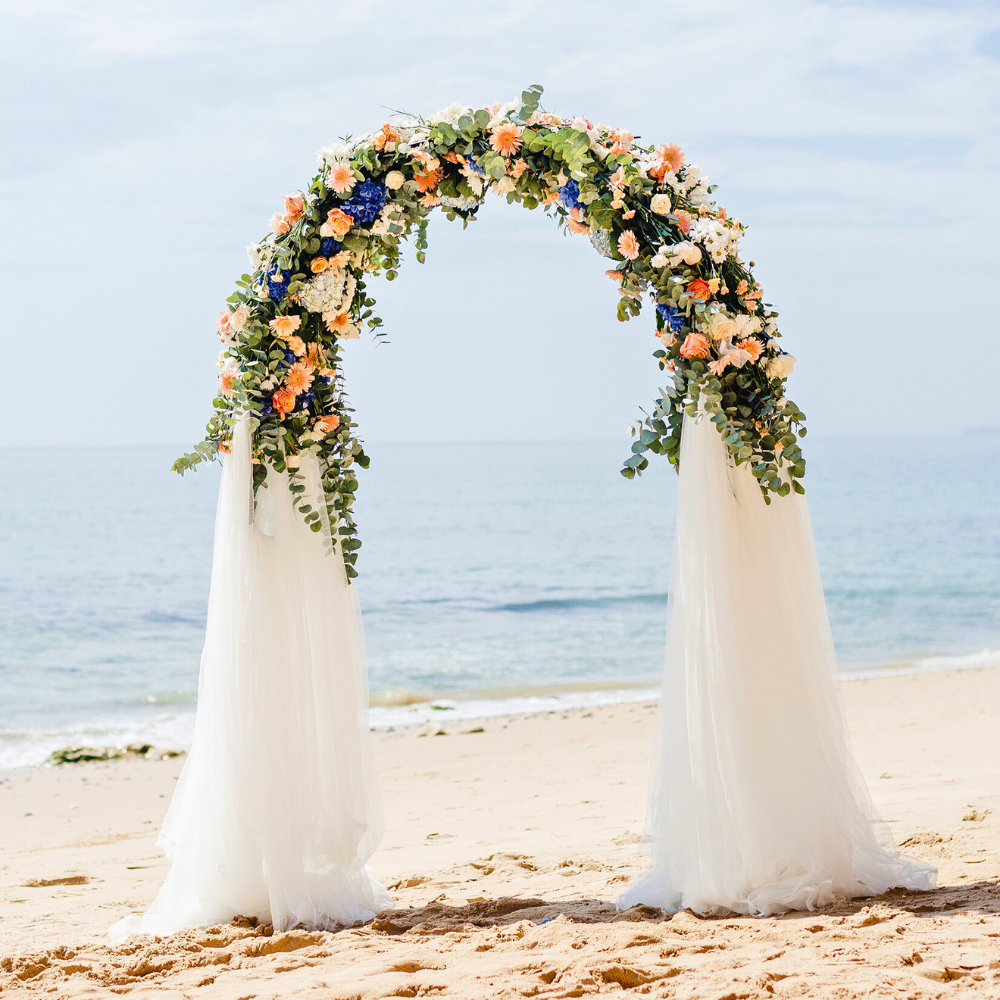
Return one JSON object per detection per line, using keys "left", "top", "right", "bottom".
{"left": 110, "top": 418, "right": 391, "bottom": 941}
{"left": 618, "top": 411, "right": 936, "bottom": 916}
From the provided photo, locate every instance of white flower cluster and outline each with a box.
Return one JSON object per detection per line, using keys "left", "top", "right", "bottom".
{"left": 651, "top": 240, "right": 701, "bottom": 268}
{"left": 298, "top": 268, "right": 356, "bottom": 315}
{"left": 487, "top": 98, "right": 522, "bottom": 127}
{"left": 766, "top": 354, "right": 797, "bottom": 379}
{"left": 688, "top": 217, "right": 743, "bottom": 264}
{"left": 427, "top": 102, "right": 473, "bottom": 127}
{"left": 317, "top": 142, "right": 355, "bottom": 170}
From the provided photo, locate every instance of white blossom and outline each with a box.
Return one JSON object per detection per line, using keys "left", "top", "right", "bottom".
{"left": 428, "top": 102, "right": 473, "bottom": 127}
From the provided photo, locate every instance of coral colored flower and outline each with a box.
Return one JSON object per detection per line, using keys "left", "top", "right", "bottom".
{"left": 687, "top": 278, "right": 712, "bottom": 301}
{"left": 707, "top": 356, "right": 731, "bottom": 376}
{"left": 673, "top": 209, "right": 692, "bottom": 234}
{"left": 371, "top": 123, "right": 400, "bottom": 152}
{"left": 272, "top": 388, "right": 296, "bottom": 414}
{"left": 285, "top": 335, "right": 306, "bottom": 357}
{"left": 315, "top": 414, "right": 341, "bottom": 433}
{"left": 566, "top": 217, "right": 590, "bottom": 235}
{"left": 329, "top": 162, "right": 356, "bottom": 195}
{"left": 217, "top": 310, "right": 232, "bottom": 334}
{"left": 511, "top": 158, "right": 528, "bottom": 179}
{"left": 541, "top": 190, "right": 560, "bottom": 205}
{"left": 679, "top": 333, "right": 712, "bottom": 359}
{"left": 609, "top": 167, "right": 625, "bottom": 191}
{"left": 618, "top": 230, "right": 640, "bottom": 260}
{"left": 606, "top": 269, "right": 624, "bottom": 283}
{"left": 286, "top": 362, "right": 314, "bottom": 395}
{"left": 413, "top": 167, "right": 443, "bottom": 192}
{"left": 610, "top": 128, "right": 634, "bottom": 150}
{"left": 328, "top": 250, "right": 352, "bottom": 268}
{"left": 655, "top": 143, "right": 684, "bottom": 173}
{"left": 321, "top": 208, "right": 353, "bottom": 239}
{"left": 419, "top": 192, "right": 441, "bottom": 207}
{"left": 310, "top": 257, "right": 329, "bottom": 274}
{"left": 323, "top": 311, "right": 353, "bottom": 334}
{"left": 269, "top": 212, "right": 290, "bottom": 236}
{"left": 217, "top": 440, "right": 231, "bottom": 455}
{"left": 218, "top": 369, "right": 238, "bottom": 394}
{"left": 283, "top": 192, "right": 304, "bottom": 223}
{"left": 740, "top": 336, "right": 764, "bottom": 362}
{"left": 269, "top": 314, "right": 302, "bottom": 338}
{"left": 490, "top": 122, "right": 523, "bottom": 157}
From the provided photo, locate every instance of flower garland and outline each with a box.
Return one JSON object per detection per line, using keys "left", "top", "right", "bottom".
{"left": 174, "top": 85, "right": 806, "bottom": 578}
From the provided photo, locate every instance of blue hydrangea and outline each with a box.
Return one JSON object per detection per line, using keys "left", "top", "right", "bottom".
{"left": 465, "top": 157, "right": 486, "bottom": 176}
{"left": 282, "top": 349, "right": 297, "bottom": 366}
{"left": 267, "top": 266, "right": 291, "bottom": 302}
{"left": 319, "top": 237, "right": 342, "bottom": 256}
{"left": 297, "top": 390, "right": 316, "bottom": 410}
{"left": 657, "top": 304, "right": 684, "bottom": 331}
{"left": 258, "top": 394, "right": 273, "bottom": 418}
{"left": 340, "top": 178, "right": 387, "bottom": 225}
{"left": 317, "top": 375, "right": 333, "bottom": 386}
{"left": 558, "top": 179, "right": 583, "bottom": 211}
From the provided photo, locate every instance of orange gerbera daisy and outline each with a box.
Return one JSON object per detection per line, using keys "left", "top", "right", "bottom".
{"left": 566, "top": 217, "right": 589, "bottom": 235}
{"left": 285, "top": 362, "right": 314, "bottom": 395}
{"left": 269, "top": 314, "right": 302, "bottom": 338}
{"left": 315, "top": 414, "right": 341, "bottom": 434}
{"left": 490, "top": 122, "right": 523, "bottom": 158}
{"left": 738, "top": 337, "right": 764, "bottom": 362}
{"left": 414, "top": 167, "right": 444, "bottom": 193}
{"left": 329, "top": 162, "right": 356, "bottom": 195}
{"left": 323, "top": 311, "right": 353, "bottom": 335}
{"left": 605, "top": 269, "right": 624, "bottom": 283}
{"left": 617, "top": 230, "right": 640, "bottom": 260}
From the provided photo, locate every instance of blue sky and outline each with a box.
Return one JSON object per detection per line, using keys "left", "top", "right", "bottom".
{"left": 2, "top": 0, "right": 998, "bottom": 447}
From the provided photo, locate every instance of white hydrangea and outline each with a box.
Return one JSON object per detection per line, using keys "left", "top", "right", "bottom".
{"left": 298, "top": 268, "right": 356, "bottom": 315}
{"left": 428, "top": 102, "right": 473, "bottom": 127}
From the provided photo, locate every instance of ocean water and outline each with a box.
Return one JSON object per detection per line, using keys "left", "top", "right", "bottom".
{"left": 0, "top": 433, "right": 997, "bottom": 768}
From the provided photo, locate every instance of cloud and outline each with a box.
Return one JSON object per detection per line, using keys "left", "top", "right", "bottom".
{"left": 1, "top": 0, "right": 998, "bottom": 447}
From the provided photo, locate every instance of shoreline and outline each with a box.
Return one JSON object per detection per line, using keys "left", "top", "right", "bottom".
{"left": 4, "top": 651, "right": 999, "bottom": 773}
{"left": 0, "top": 663, "right": 998, "bottom": 996}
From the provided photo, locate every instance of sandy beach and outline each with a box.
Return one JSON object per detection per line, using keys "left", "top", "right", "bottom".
{"left": 1, "top": 665, "right": 997, "bottom": 998}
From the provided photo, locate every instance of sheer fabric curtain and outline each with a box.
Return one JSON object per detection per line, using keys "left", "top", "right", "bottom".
{"left": 111, "top": 417, "right": 390, "bottom": 940}
{"left": 619, "top": 411, "right": 936, "bottom": 916}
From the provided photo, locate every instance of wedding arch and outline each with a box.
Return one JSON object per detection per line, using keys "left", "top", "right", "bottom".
{"left": 174, "top": 84, "right": 806, "bottom": 577}
{"left": 111, "top": 88, "right": 935, "bottom": 940}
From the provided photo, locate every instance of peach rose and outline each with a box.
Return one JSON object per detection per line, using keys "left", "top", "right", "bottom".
{"left": 272, "top": 389, "right": 296, "bottom": 414}
{"left": 310, "top": 257, "right": 329, "bottom": 274}
{"left": 283, "top": 192, "right": 304, "bottom": 223}
{"left": 320, "top": 208, "right": 353, "bottom": 240}
{"left": 679, "top": 333, "right": 712, "bottom": 359}
{"left": 385, "top": 170, "right": 405, "bottom": 190}
{"left": 229, "top": 304, "right": 250, "bottom": 331}
{"left": 269, "top": 212, "right": 290, "bottom": 236}
{"left": 686, "top": 278, "right": 712, "bottom": 301}
{"left": 650, "top": 193, "right": 672, "bottom": 216}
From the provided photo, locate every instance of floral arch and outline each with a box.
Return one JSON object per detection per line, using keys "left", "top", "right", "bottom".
{"left": 174, "top": 86, "right": 806, "bottom": 578}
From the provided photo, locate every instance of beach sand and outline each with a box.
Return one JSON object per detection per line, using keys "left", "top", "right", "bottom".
{"left": 1, "top": 665, "right": 997, "bottom": 998}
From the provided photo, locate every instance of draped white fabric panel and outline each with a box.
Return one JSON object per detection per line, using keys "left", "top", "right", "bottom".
{"left": 111, "top": 418, "right": 390, "bottom": 940}
{"left": 619, "top": 411, "right": 936, "bottom": 916}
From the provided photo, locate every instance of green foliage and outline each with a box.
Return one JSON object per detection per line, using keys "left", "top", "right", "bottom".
{"left": 179, "top": 85, "right": 806, "bottom": 578}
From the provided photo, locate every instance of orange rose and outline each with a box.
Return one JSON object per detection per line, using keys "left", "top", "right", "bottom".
{"left": 679, "top": 333, "right": 712, "bottom": 359}
{"left": 321, "top": 208, "right": 353, "bottom": 240}
{"left": 687, "top": 278, "right": 712, "bottom": 301}
{"left": 272, "top": 389, "right": 296, "bottom": 414}
{"left": 310, "top": 257, "right": 329, "bottom": 274}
